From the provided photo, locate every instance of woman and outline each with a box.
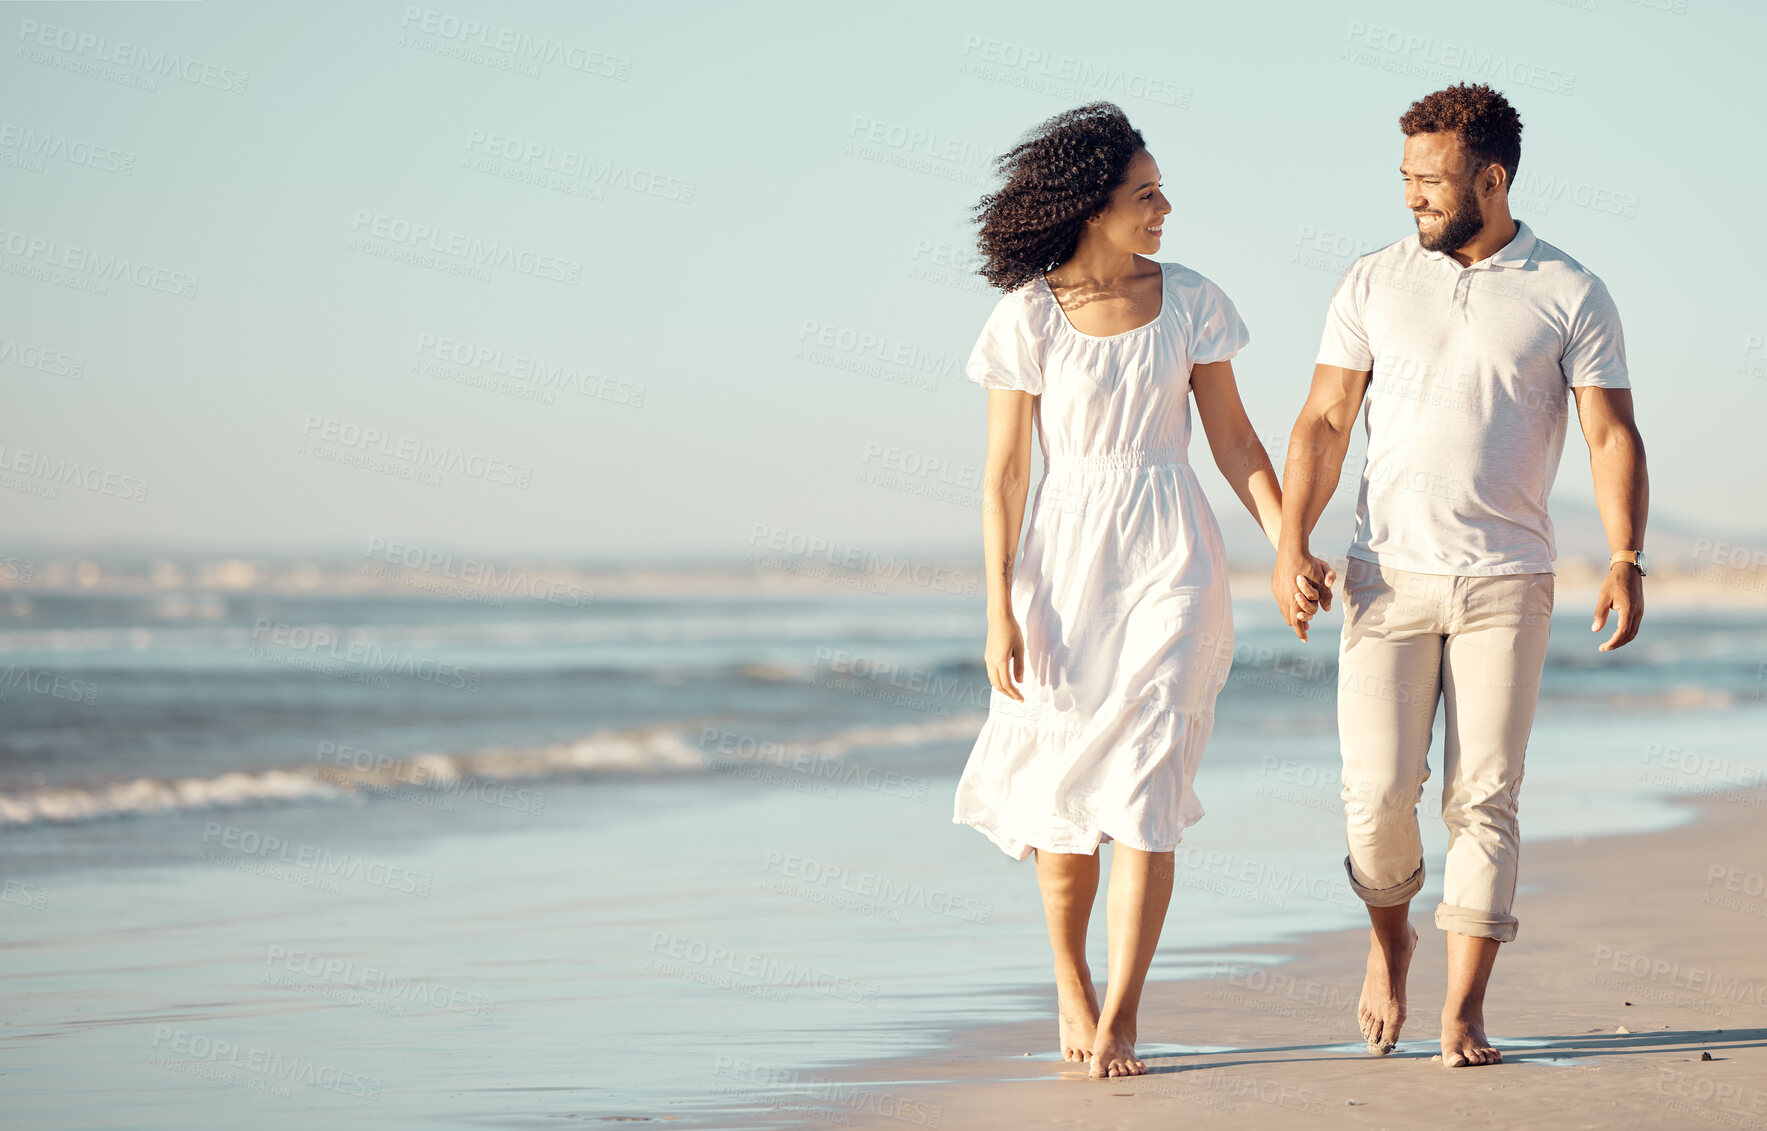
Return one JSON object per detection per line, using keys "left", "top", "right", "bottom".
{"left": 953, "top": 102, "right": 1284, "bottom": 1079}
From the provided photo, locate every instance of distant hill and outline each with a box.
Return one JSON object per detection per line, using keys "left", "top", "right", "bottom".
{"left": 1212, "top": 492, "right": 1765, "bottom": 574}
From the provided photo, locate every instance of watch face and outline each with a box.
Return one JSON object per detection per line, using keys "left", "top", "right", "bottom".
{"left": 1636, "top": 551, "right": 1647, "bottom": 576}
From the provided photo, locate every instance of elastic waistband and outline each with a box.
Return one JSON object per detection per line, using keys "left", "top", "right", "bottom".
{"left": 1043, "top": 446, "right": 1190, "bottom": 474}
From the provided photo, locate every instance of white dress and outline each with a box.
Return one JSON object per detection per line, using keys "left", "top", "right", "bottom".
{"left": 953, "top": 260, "right": 1249, "bottom": 860}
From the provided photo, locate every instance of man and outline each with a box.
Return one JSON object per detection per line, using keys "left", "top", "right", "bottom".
{"left": 1272, "top": 83, "right": 1649, "bottom": 1068}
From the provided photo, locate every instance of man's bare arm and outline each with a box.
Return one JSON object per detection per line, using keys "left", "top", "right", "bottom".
{"left": 1273, "top": 364, "right": 1370, "bottom": 641}
{"left": 1572, "top": 385, "right": 1648, "bottom": 652}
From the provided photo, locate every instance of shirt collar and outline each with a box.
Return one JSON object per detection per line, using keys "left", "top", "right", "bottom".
{"left": 1488, "top": 219, "right": 1536, "bottom": 268}
{"left": 1417, "top": 218, "right": 1536, "bottom": 270}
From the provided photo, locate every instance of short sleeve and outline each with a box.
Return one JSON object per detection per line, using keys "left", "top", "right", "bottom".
{"left": 1316, "top": 261, "right": 1374, "bottom": 371}
{"left": 1188, "top": 277, "right": 1251, "bottom": 365}
{"left": 964, "top": 291, "right": 1044, "bottom": 395}
{"left": 1561, "top": 277, "right": 1630, "bottom": 388}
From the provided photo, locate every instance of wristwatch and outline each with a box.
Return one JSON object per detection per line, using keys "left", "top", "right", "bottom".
{"left": 1610, "top": 550, "right": 1647, "bottom": 577}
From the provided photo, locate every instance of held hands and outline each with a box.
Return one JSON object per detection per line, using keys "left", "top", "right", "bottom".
{"left": 1592, "top": 563, "right": 1644, "bottom": 652}
{"left": 984, "top": 612, "right": 1027, "bottom": 702}
{"left": 1272, "top": 547, "right": 1337, "bottom": 643}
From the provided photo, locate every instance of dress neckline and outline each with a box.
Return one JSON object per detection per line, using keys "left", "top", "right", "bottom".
{"left": 1039, "top": 261, "right": 1167, "bottom": 340}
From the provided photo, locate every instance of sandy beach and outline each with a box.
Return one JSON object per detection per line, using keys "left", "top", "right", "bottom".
{"left": 9, "top": 1, "right": 1766, "bottom": 1127}
{"left": 763, "top": 793, "right": 1767, "bottom": 1131}
{"left": 2, "top": 575, "right": 1760, "bottom": 1129}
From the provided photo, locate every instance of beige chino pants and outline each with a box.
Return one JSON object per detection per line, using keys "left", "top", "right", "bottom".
{"left": 1336, "top": 556, "right": 1554, "bottom": 943}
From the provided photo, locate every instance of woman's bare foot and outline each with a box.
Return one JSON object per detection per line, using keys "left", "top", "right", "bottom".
{"left": 1440, "top": 1012, "right": 1501, "bottom": 1067}
{"left": 1087, "top": 1017, "right": 1143, "bottom": 1078}
{"left": 1358, "top": 921, "right": 1417, "bottom": 1055}
{"left": 1056, "top": 972, "right": 1100, "bottom": 1062}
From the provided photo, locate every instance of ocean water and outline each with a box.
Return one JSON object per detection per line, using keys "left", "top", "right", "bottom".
{"left": 1, "top": 579, "right": 1763, "bottom": 1125}
{"left": 2, "top": 583, "right": 1755, "bottom": 837}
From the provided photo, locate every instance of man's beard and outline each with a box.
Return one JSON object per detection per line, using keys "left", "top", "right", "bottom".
{"left": 1415, "top": 199, "right": 1484, "bottom": 253}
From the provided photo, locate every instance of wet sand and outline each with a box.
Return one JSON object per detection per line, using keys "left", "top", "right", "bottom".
{"left": 742, "top": 795, "right": 1767, "bottom": 1130}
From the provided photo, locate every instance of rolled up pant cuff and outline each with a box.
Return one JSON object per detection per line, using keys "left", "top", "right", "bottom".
{"left": 1436, "top": 902, "right": 1517, "bottom": 943}
{"left": 1343, "top": 855, "right": 1424, "bottom": 908}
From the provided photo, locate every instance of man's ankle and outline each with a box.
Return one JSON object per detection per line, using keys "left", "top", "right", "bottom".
{"left": 1368, "top": 914, "right": 1413, "bottom": 945}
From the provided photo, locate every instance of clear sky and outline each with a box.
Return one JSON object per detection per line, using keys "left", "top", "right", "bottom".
{"left": 5, "top": 0, "right": 1763, "bottom": 564}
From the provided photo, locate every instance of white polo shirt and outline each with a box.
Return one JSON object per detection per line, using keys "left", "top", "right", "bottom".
{"left": 1316, "top": 219, "right": 1630, "bottom": 576}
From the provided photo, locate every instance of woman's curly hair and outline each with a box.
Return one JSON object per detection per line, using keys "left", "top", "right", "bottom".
{"left": 970, "top": 102, "right": 1148, "bottom": 293}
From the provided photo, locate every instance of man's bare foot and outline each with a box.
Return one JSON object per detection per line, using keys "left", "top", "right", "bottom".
{"left": 1088, "top": 1017, "right": 1143, "bottom": 1078}
{"left": 1056, "top": 973, "right": 1100, "bottom": 1062}
{"left": 1440, "top": 1012, "right": 1501, "bottom": 1067}
{"left": 1358, "top": 922, "right": 1417, "bottom": 1055}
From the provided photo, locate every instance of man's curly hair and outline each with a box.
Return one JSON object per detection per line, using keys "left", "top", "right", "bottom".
{"left": 1399, "top": 83, "right": 1523, "bottom": 186}
{"left": 970, "top": 102, "right": 1147, "bottom": 293}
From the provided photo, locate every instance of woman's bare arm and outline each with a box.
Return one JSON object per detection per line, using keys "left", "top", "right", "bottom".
{"left": 1191, "top": 359, "right": 1283, "bottom": 548}
{"left": 980, "top": 389, "right": 1035, "bottom": 701}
